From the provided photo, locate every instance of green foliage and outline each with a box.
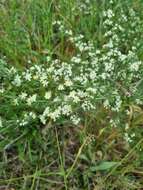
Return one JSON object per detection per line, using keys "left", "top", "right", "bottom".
{"left": 90, "top": 161, "right": 118, "bottom": 171}
{"left": 1, "top": 0, "right": 143, "bottom": 189}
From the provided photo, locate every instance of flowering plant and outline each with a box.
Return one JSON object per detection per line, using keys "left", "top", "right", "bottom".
{"left": 1, "top": 0, "right": 143, "bottom": 144}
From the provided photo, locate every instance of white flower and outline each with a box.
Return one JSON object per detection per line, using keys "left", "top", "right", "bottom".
{"left": 13, "top": 98, "right": 19, "bottom": 106}
{"left": 29, "top": 112, "right": 36, "bottom": 119}
{"left": 136, "top": 99, "right": 142, "bottom": 105}
{"left": 61, "top": 105, "right": 72, "bottom": 116}
{"left": 52, "top": 20, "right": 61, "bottom": 25}
{"left": 40, "top": 73, "right": 47, "bottom": 81}
{"left": 49, "top": 108, "right": 61, "bottom": 121}
{"left": 24, "top": 113, "right": 28, "bottom": 119}
{"left": 131, "top": 133, "right": 135, "bottom": 138}
{"left": 58, "top": 84, "right": 64, "bottom": 90}
{"left": 90, "top": 71, "right": 96, "bottom": 80}
{"left": 124, "top": 133, "right": 132, "bottom": 143}
{"left": 126, "top": 110, "right": 130, "bottom": 115}
{"left": 107, "top": 9, "right": 114, "bottom": 18}
{"left": 33, "top": 74, "right": 39, "bottom": 80}
{"left": 12, "top": 74, "right": 21, "bottom": 86}
{"left": 43, "top": 107, "right": 50, "bottom": 116}
{"left": 19, "top": 120, "right": 28, "bottom": 126}
{"left": 71, "top": 57, "right": 81, "bottom": 63}
{"left": 69, "top": 91, "right": 80, "bottom": 103}
{"left": 44, "top": 91, "right": 51, "bottom": 99}
{"left": 70, "top": 115, "right": 80, "bottom": 125}
{"left": 24, "top": 72, "right": 32, "bottom": 81}
{"left": 42, "top": 80, "right": 49, "bottom": 87}
{"left": 19, "top": 92, "right": 27, "bottom": 100}
{"left": 64, "top": 79, "right": 73, "bottom": 87}
{"left": 27, "top": 94, "right": 37, "bottom": 105}
{"left": 40, "top": 115, "right": 46, "bottom": 124}
{"left": 81, "top": 101, "right": 94, "bottom": 111}
{"left": 103, "top": 99, "right": 110, "bottom": 108}
{"left": 104, "top": 62, "right": 113, "bottom": 72}
{"left": 65, "top": 30, "right": 73, "bottom": 36}
{"left": 46, "top": 56, "right": 51, "bottom": 62}
{"left": 109, "top": 119, "right": 116, "bottom": 127}
{"left": 114, "top": 96, "right": 122, "bottom": 112}
{"left": 10, "top": 66, "right": 17, "bottom": 74}
{"left": 130, "top": 61, "right": 141, "bottom": 72}
{"left": 101, "top": 73, "right": 106, "bottom": 80}
{"left": 47, "top": 66, "right": 54, "bottom": 73}
{"left": 86, "top": 88, "right": 97, "bottom": 94}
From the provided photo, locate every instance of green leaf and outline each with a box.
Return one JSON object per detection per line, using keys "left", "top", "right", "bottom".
{"left": 90, "top": 161, "right": 118, "bottom": 171}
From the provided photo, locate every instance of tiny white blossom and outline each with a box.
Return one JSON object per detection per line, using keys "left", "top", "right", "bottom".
{"left": 70, "top": 115, "right": 80, "bottom": 125}
{"left": 43, "top": 107, "right": 50, "bottom": 116}
{"left": 29, "top": 112, "right": 36, "bottom": 119}
{"left": 124, "top": 133, "right": 132, "bottom": 143}
{"left": 19, "top": 120, "right": 28, "bottom": 126}
{"left": 19, "top": 92, "right": 27, "bottom": 100}
{"left": 131, "top": 133, "right": 135, "bottom": 138}
{"left": 64, "top": 79, "right": 73, "bottom": 87}
{"left": 61, "top": 105, "right": 72, "bottom": 116}
{"left": 49, "top": 108, "right": 61, "bottom": 121}
{"left": 13, "top": 98, "right": 19, "bottom": 106}
{"left": 58, "top": 84, "right": 64, "bottom": 90}
{"left": 12, "top": 74, "right": 21, "bottom": 86}
{"left": 24, "top": 72, "right": 32, "bottom": 81}
{"left": 130, "top": 61, "right": 141, "bottom": 72}
{"left": 27, "top": 94, "right": 37, "bottom": 105}
{"left": 46, "top": 56, "right": 51, "bottom": 62}
{"left": 103, "top": 99, "right": 110, "bottom": 108}
{"left": 40, "top": 115, "right": 46, "bottom": 125}
{"left": 71, "top": 57, "right": 81, "bottom": 63}
{"left": 33, "top": 75, "right": 39, "bottom": 80}
{"left": 45, "top": 91, "right": 52, "bottom": 99}
{"left": 42, "top": 80, "right": 49, "bottom": 87}
{"left": 101, "top": 73, "right": 106, "bottom": 80}
{"left": 10, "top": 66, "right": 17, "bottom": 74}
{"left": 69, "top": 91, "right": 80, "bottom": 103}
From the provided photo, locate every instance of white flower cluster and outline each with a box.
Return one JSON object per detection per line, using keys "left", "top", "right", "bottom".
{"left": 0, "top": 3, "right": 143, "bottom": 137}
